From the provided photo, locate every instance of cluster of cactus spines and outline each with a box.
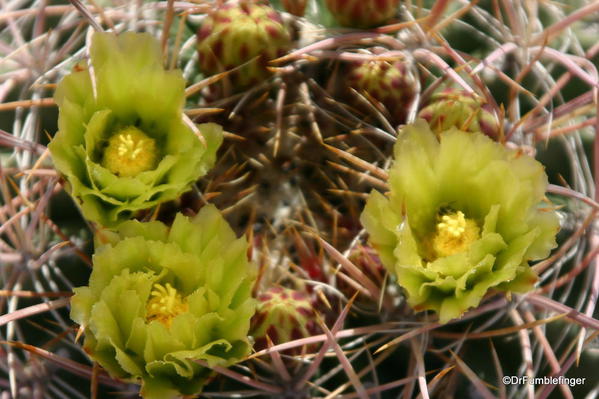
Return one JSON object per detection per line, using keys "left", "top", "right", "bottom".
{"left": 2, "top": 0, "right": 599, "bottom": 398}
{"left": 324, "top": 0, "right": 399, "bottom": 28}
{"left": 346, "top": 51, "right": 418, "bottom": 126}
{"left": 418, "top": 88, "right": 501, "bottom": 139}
{"left": 197, "top": 0, "right": 291, "bottom": 92}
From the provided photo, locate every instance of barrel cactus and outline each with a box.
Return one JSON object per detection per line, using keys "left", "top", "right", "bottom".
{"left": 4, "top": 1, "right": 598, "bottom": 398}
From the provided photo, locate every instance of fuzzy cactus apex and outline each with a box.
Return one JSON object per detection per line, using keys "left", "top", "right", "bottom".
{"left": 197, "top": 1, "right": 291, "bottom": 91}
{"left": 325, "top": 0, "right": 399, "bottom": 28}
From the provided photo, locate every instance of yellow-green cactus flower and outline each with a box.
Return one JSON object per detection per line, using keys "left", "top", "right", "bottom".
{"left": 70, "top": 205, "right": 257, "bottom": 399}
{"left": 360, "top": 120, "right": 559, "bottom": 323}
{"left": 49, "top": 32, "right": 222, "bottom": 227}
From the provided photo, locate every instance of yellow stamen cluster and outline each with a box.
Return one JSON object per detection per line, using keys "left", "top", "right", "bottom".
{"left": 438, "top": 211, "right": 467, "bottom": 237}
{"left": 431, "top": 211, "right": 480, "bottom": 258}
{"left": 145, "top": 283, "right": 188, "bottom": 328}
{"left": 102, "top": 126, "right": 158, "bottom": 177}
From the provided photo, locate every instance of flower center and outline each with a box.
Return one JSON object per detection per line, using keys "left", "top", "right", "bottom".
{"left": 102, "top": 126, "right": 158, "bottom": 177}
{"left": 145, "top": 283, "right": 188, "bottom": 328}
{"left": 431, "top": 211, "right": 480, "bottom": 258}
